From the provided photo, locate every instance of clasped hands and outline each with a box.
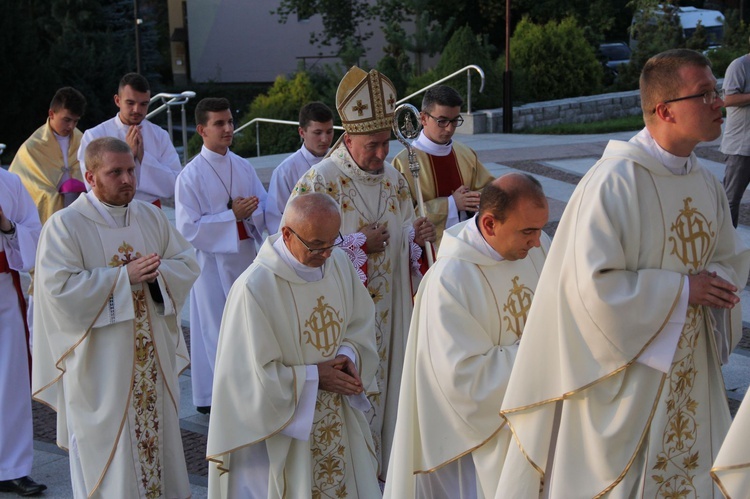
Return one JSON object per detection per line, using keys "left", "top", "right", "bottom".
{"left": 232, "top": 195, "right": 259, "bottom": 220}
{"left": 317, "top": 355, "right": 363, "bottom": 396}
{"left": 452, "top": 185, "right": 481, "bottom": 212}
{"left": 126, "top": 125, "right": 144, "bottom": 163}
{"left": 127, "top": 253, "right": 160, "bottom": 284}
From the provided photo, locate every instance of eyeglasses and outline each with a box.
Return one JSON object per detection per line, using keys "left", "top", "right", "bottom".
{"left": 423, "top": 112, "right": 464, "bottom": 128}
{"left": 288, "top": 228, "right": 344, "bottom": 254}
{"left": 652, "top": 88, "right": 724, "bottom": 113}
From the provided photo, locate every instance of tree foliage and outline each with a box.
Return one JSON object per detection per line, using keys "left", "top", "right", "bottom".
{"left": 706, "top": 9, "right": 750, "bottom": 77}
{"left": 231, "top": 73, "right": 320, "bottom": 157}
{"left": 0, "top": 0, "right": 167, "bottom": 160}
{"left": 405, "top": 26, "right": 501, "bottom": 110}
{"left": 510, "top": 16, "right": 603, "bottom": 102}
{"left": 618, "top": 0, "right": 682, "bottom": 89}
{"left": 378, "top": 0, "right": 454, "bottom": 75}
{"left": 273, "top": 0, "right": 375, "bottom": 51}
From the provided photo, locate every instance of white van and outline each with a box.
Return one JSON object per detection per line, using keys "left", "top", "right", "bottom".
{"left": 630, "top": 6, "right": 724, "bottom": 51}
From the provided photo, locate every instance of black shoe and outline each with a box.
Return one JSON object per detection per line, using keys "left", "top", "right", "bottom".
{"left": 196, "top": 405, "right": 211, "bottom": 415}
{"left": 0, "top": 476, "right": 47, "bottom": 496}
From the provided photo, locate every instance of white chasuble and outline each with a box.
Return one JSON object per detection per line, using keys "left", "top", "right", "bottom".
{"left": 289, "top": 143, "right": 418, "bottom": 474}
{"left": 207, "top": 236, "right": 380, "bottom": 499}
{"left": 496, "top": 140, "right": 750, "bottom": 499}
{"left": 385, "top": 219, "right": 549, "bottom": 499}
{"left": 32, "top": 194, "right": 199, "bottom": 499}
{"left": 711, "top": 392, "right": 750, "bottom": 496}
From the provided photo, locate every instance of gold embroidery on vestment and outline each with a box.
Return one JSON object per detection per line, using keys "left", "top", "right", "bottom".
{"left": 108, "top": 244, "right": 163, "bottom": 496}
{"left": 311, "top": 392, "right": 348, "bottom": 498}
{"left": 503, "top": 276, "right": 534, "bottom": 340}
{"left": 669, "top": 198, "right": 714, "bottom": 272}
{"left": 650, "top": 306, "right": 702, "bottom": 496}
{"left": 108, "top": 241, "right": 142, "bottom": 268}
{"left": 304, "top": 296, "right": 343, "bottom": 357}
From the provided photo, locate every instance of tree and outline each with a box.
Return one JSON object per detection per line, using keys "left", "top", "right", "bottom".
{"left": 405, "top": 26, "right": 500, "bottom": 110}
{"left": 272, "top": 0, "right": 376, "bottom": 50}
{"left": 510, "top": 16, "right": 603, "bottom": 102}
{"left": 619, "top": 0, "right": 682, "bottom": 89}
{"left": 231, "top": 72, "right": 319, "bottom": 157}
{"left": 703, "top": 9, "right": 750, "bottom": 77}
{"left": 0, "top": 0, "right": 167, "bottom": 159}
{"left": 378, "top": 0, "right": 454, "bottom": 75}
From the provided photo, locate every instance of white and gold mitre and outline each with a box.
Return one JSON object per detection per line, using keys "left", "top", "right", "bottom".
{"left": 336, "top": 67, "right": 397, "bottom": 135}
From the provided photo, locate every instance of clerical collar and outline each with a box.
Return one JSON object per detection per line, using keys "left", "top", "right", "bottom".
{"left": 467, "top": 215, "right": 504, "bottom": 262}
{"left": 114, "top": 114, "right": 140, "bottom": 131}
{"left": 630, "top": 128, "right": 690, "bottom": 175}
{"left": 86, "top": 191, "right": 129, "bottom": 228}
{"left": 301, "top": 144, "right": 325, "bottom": 164}
{"left": 201, "top": 145, "right": 230, "bottom": 162}
{"left": 272, "top": 235, "right": 325, "bottom": 282}
{"left": 414, "top": 130, "right": 453, "bottom": 157}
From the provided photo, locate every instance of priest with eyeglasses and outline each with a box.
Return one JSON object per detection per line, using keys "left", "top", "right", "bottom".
{"left": 207, "top": 193, "right": 380, "bottom": 498}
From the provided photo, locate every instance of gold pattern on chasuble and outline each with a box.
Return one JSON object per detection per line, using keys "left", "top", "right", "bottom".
{"left": 132, "top": 290, "right": 163, "bottom": 498}
{"left": 502, "top": 276, "right": 534, "bottom": 340}
{"left": 651, "top": 305, "right": 702, "bottom": 497}
{"left": 106, "top": 245, "right": 163, "bottom": 497}
{"left": 108, "top": 241, "right": 143, "bottom": 268}
{"left": 669, "top": 198, "right": 715, "bottom": 272}
{"left": 311, "top": 392, "right": 348, "bottom": 498}
{"left": 304, "top": 297, "right": 344, "bottom": 357}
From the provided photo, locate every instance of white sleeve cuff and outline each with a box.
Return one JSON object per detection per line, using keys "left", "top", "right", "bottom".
{"left": 636, "top": 279, "right": 689, "bottom": 373}
{"left": 446, "top": 194, "right": 459, "bottom": 229}
{"left": 280, "top": 365, "right": 319, "bottom": 441}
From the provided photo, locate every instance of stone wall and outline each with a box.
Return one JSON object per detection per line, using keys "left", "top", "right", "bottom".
{"left": 457, "top": 89, "right": 643, "bottom": 134}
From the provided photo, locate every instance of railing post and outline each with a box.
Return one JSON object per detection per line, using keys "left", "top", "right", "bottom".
{"left": 256, "top": 122, "right": 260, "bottom": 157}
{"left": 181, "top": 103, "right": 189, "bottom": 166}
{"left": 166, "top": 104, "right": 174, "bottom": 149}
{"left": 467, "top": 70, "right": 473, "bottom": 114}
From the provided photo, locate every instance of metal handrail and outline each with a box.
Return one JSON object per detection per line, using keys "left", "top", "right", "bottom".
{"left": 396, "top": 65, "right": 485, "bottom": 113}
{"left": 234, "top": 118, "right": 344, "bottom": 157}
{"left": 223, "top": 65, "right": 484, "bottom": 158}
{"left": 146, "top": 91, "right": 196, "bottom": 165}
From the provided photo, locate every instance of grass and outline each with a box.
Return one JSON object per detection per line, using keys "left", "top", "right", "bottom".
{"left": 523, "top": 114, "right": 644, "bottom": 135}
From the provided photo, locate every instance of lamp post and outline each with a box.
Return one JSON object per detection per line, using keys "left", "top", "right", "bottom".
{"left": 503, "top": 0, "right": 513, "bottom": 133}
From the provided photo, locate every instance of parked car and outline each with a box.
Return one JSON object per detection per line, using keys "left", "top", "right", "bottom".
{"left": 597, "top": 42, "right": 632, "bottom": 83}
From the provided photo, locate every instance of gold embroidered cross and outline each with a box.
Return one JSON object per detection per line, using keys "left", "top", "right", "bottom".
{"left": 387, "top": 94, "right": 395, "bottom": 108}
{"left": 352, "top": 100, "right": 369, "bottom": 116}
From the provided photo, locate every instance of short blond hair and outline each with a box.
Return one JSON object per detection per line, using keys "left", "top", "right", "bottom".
{"left": 84, "top": 137, "right": 132, "bottom": 172}
{"left": 640, "top": 49, "right": 711, "bottom": 122}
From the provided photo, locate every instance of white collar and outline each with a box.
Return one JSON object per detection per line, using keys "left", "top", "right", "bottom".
{"left": 414, "top": 130, "right": 453, "bottom": 157}
{"left": 629, "top": 128, "right": 690, "bottom": 175}
{"left": 272, "top": 235, "right": 325, "bottom": 282}
{"left": 201, "top": 145, "right": 230, "bottom": 163}
{"left": 114, "top": 114, "right": 138, "bottom": 132}
{"left": 465, "top": 215, "right": 504, "bottom": 262}
{"left": 300, "top": 144, "right": 325, "bottom": 165}
{"left": 86, "top": 191, "right": 130, "bottom": 228}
